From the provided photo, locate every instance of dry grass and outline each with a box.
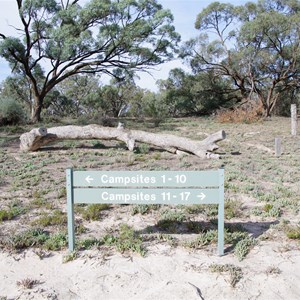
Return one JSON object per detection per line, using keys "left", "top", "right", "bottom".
{"left": 0, "top": 116, "right": 299, "bottom": 259}
{"left": 216, "top": 102, "right": 264, "bottom": 123}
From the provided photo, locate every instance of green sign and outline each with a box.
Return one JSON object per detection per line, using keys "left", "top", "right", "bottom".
{"left": 66, "top": 169, "right": 224, "bottom": 255}
{"left": 73, "top": 188, "right": 219, "bottom": 204}
{"left": 72, "top": 170, "right": 220, "bottom": 187}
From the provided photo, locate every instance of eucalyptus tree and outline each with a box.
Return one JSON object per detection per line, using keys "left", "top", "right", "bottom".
{"left": 238, "top": 0, "right": 300, "bottom": 116}
{"left": 55, "top": 74, "right": 101, "bottom": 117}
{"left": 183, "top": 0, "right": 300, "bottom": 116}
{"left": 158, "top": 68, "right": 235, "bottom": 116}
{"left": 0, "top": 75, "right": 33, "bottom": 114}
{"left": 0, "top": 0, "right": 180, "bottom": 122}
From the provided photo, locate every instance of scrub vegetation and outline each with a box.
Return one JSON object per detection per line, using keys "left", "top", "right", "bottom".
{"left": 0, "top": 116, "right": 299, "bottom": 263}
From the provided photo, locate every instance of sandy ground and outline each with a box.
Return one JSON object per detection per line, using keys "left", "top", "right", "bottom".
{"left": 1, "top": 239, "right": 300, "bottom": 300}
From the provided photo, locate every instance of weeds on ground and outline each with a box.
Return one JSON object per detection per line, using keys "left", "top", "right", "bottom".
{"left": 135, "top": 143, "right": 150, "bottom": 154}
{"left": 251, "top": 204, "right": 281, "bottom": 218}
{"left": 0, "top": 228, "right": 67, "bottom": 251}
{"left": 81, "top": 204, "right": 110, "bottom": 221}
{"left": 156, "top": 209, "right": 186, "bottom": 232}
{"left": 31, "top": 210, "right": 67, "bottom": 227}
{"left": 16, "top": 278, "right": 41, "bottom": 289}
{"left": 234, "top": 237, "right": 256, "bottom": 261}
{"left": 155, "top": 233, "right": 178, "bottom": 247}
{"left": 184, "top": 226, "right": 255, "bottom": 260}
{"left": 184, "top": 230, "right": 218, "bottom": 249}
{"left": 131, "top": 204, "right": 160, "bottom": 215}
{"left": 209, "top": 263, "right": 243, "bottom": 287}
{"left": 63, "top": 251, "right": 77, "bottom": 263}
{"left": 284, "top": 225, "right": 300, "bottom": 239}
{"left": 186, "top": 221, "right": 207, "bottom": 233}
{"left": 185, "top": 204, "right": 218, "bottom": 218}
{"left": 265, "top": 266, "right": 281, "bottom": 275}
{"left": 78, "top": 237, "right": 102, "bottom": 250}
{"left": 225, "top": 199, "right": 243, "bottom": 219}
{"left": 43, "top": 232, "right": 67, "bottom": 250}
{"left": 30, "top": 196, "right": 53, "bottom": 209}
{"left": 103, "top": 224, "right": 146, "bottom": 256}
{"left": 0, "top": 201, "right": 26, "bottom": 222}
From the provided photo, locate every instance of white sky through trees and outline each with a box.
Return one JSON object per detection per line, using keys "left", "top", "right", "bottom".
{"left": 0, "top": 0, "right": 252, "bottom": 91}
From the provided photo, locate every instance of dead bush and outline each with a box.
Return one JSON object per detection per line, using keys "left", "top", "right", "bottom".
{"left": 216, "top": 102, "right": 264, "bottom": 123}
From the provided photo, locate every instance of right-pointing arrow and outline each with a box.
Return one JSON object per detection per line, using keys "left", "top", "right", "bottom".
{"left": 197, "top": 192, "right": 206, "bottom": 201}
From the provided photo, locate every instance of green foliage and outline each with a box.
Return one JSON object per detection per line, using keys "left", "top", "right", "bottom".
{"left": 63, "top": 251, "right": 77, "bottom": 263}
{"left": 78, "top": 238, "right": 102, "bottom": 250}
{"left": 139, "top": 91, "right": 169, "bottom": 126}
{"left": 103, "top": 224, "right": 146, "bottom": 256}
{"left": 225, "top": 199, "right": 243, "bottom": 219}
{"left": 43, "top": 232, "right": 67, "bottom": 250}
{"left": 0, "top": 201, "right": 26, "bottom": 223}
{"left": 32, "top": 210, "right": 67, "bottom": 227}
{"left": 0, "top": 228, "right": 67, "bottom": 251}
{"left": 0, "top": 97, "right": 26, "bottom": 126}
{"left": 6, "top": 228, "right": 49, "bottom": 249}
{"left": 209, "top": 263, "right": 243, "bottom": 288}
{"left": 157, "top": 209, "right": 186, "bottom": 230}
{"left": 234, "top": 237, "right": 256, "bottom": 261}
{"left": 136, "top": 143, "right": 150, "bottom": 154}
{"left": 184, "top": 230, "right": 218, "bottom": 249}
{"left": 0, "top": 76, "right": 32, "bottom": 115}
{"left": 159, "top": 68, "right": 232, "bottom": 117}
{"left": 183, "top": 0, "right": 300, "bottom": 116}
{"left": 285, "top": 225, "right": 300, "bottom": 240}
{"left": 0, "top": 0, "right": 179, "bottom": 122}
{"left": 131, "top": 204, "right": 160, "bottom": 215}
{"left": 81, "top": 204, "right": 110, "bottom": 221}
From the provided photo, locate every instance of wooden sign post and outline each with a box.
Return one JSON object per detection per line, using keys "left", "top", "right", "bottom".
{"left": 291, "top": 104, "right": 297, "bottom": 136}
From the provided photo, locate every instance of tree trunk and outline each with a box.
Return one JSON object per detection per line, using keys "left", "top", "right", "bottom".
{"left": 30, "top": 93, "right": 44, "bottom": 123}
{"left": 19, "top": 125, "right": 226, "bottom": 159}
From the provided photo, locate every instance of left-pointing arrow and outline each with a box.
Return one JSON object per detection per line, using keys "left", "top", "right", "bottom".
{"left": 85, "top": 175, "right": 94, "bottom": 184}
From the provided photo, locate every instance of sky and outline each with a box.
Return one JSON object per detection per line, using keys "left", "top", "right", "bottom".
{"left": 0, "top": 0, "right": 252, "bottom": 91}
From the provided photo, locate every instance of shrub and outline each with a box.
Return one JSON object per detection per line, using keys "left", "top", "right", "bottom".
{"left": 285, "top": 225, "right": 300, "bottom": 239}
{"left": 157, "top": 209, "right": 186, "bottom": 231}
{"left": 43, "top": 232, "right": 67, "bottom": 250}
{"left": 234, "top": 237, "right": 256, "bottom": 261}
{"left": 32, "top": 210, "right": 67, "bottom": 227}
{"left": 0, "top": 97, "right": 26, "bottom": 125}
{"left": 81, "top": 204, "right": 110, "bottom": 221}
{"left": 103, "top": 224, "right": 146, "bottom": 256}
{"left": 140, "top": 91, "right": 169, "bottom": 127}
{"left": 216, "top": 101, "right": 263, "bottom": 123}
{"left": 209, "top": 264, "right": 243, "bottom": 288}
{"left": 8, "top": 228, "right": 49, "bottom": 249}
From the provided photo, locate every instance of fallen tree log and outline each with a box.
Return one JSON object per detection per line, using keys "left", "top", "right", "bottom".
{"left": 19, "top": 125, "right": 226, "bottom": 159}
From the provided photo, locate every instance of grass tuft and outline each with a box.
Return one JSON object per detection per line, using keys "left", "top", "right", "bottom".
{"left": 81, "top": 204, "right": 110, "bottom": 221}
{"left": 209, "top": 263, "right": 243, "bottom": 287}
{"left": 103, "top": 224, "right": 146, "bottom": 256}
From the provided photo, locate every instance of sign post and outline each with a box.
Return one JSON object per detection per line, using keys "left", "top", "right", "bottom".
{"left": 66, "top": 169, "right": 225, "bottom": 255}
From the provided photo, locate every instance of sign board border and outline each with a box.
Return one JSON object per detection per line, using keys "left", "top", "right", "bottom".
{"left": 66, "top": 169, "right": 224, "bottom": 256}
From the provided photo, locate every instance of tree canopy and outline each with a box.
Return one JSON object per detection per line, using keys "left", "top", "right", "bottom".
{"left": 0, "top": 0, "right": 180, "bottom": 122}
{"left": 182, "top": 0, "right": 300, "bottom": 116}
